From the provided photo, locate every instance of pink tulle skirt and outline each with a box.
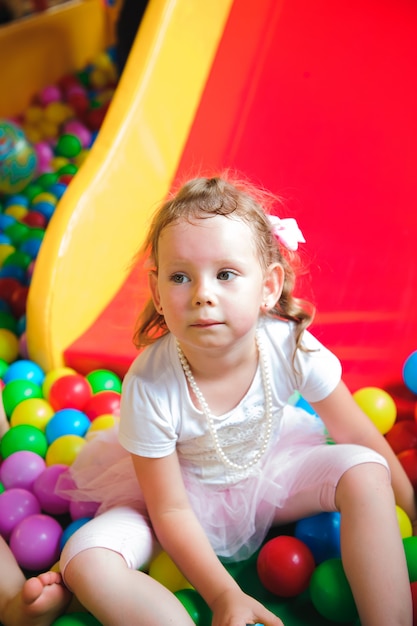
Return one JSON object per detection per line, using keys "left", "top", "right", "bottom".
{"left": 56, "top": 407, "right": 327, "bottom": 561}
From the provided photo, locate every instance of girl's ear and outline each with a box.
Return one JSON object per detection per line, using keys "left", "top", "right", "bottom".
{"left": 262, "top": 263, "right": 284, "bottom": 312}
{"left": 148, "top": 270, "right": 163, "bottom": 314}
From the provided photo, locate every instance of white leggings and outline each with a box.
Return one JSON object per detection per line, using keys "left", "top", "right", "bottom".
{"left": 59, "top": 443, "right": 389, "bottom": 589}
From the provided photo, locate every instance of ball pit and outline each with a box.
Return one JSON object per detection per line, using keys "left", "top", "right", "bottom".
{"left": 0, "top": 47, "right": 416, "bottom": 626}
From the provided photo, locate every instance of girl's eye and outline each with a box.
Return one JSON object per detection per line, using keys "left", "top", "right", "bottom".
{"left": 217, "top": 270, "right": 235, "bottom": 281}
{"left": 170, "top": 273, "right": 189, "bottom": 284}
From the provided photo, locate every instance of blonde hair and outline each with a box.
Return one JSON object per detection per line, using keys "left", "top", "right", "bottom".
{"left": 134, "top": 174, "right": 315, "bottom": 352}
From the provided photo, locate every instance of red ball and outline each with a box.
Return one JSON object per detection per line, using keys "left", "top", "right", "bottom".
{"left": 48, "top": 374, "right": 92, "bottom": 411}
{"left": 385, "top": 420, "right": 417, "bottom": 455}
{"left": 411, "top": 581, "right": 417, "bottom": 626}
{"left": 83, "top": 390, "right": 121, "bottom": 421}
{"left": 257, "top": 536, "right": 316, "bottom": 597}
{"left": 398, "top": 449, "right": 417, "bottom": 490}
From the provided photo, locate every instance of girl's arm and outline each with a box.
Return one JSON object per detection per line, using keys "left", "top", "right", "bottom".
{"left": 132, "top": 452, "right": 283, "bottom": 626}
{"left": 311, "top": 380, "right": 417, "bottom": 524}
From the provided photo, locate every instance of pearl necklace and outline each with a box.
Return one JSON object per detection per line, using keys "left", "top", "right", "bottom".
{"left": 176, "top": 332, "right": 273, "bottom": 471}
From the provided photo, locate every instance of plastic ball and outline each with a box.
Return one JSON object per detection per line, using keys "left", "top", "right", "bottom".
{"left": 32, "top": 464, "right": 70, "bottom": 515}
{"left": 55, "top": 134, "right": 82, "bottom": 159}
{"left": 85, "top": 369, "right": 122, "bottom": 394}
{"left": 309, "top": 558, "right": 358, "bottom": 623}
{"left": 2, "top": 379, "right": 43, "bottom": 416}
{"left": 83, "top": 391, "right": 121, "bottom": 421}
{"left": 0, "top": 450, "right": 45, "bottom": 490}
{"left": 403, "top": 351, "right": 417, "bottom": 395}
{"left": 42, "top": 367, "right": 77, "bottom": 399}
{"left": 45, "top": 408, "right": 90, "bottom": 444}
{"left": 295, "top": 512, "right": 341, "bottom": 564}
{"left": 398, "top": 449, "right": 417, "bottom": 490}
{"left": 45, "top": 434, "right": 86, "bottom": 466}
{"left": 385, "top": 420, "right": 417, "bottom": 455}
{"left": 403, "top": 536, "right": 417, "bottom": 582}
{"left": 10, "top": 513, "right": 63, "bottom": 571}
{"left": 87, "top": 413, "right": 118, "bottom": 433}
{"left": 256, "top": 535, "right": 316, "bottom": 597}
{"left": 0, "top": 424, "right": 48, "bottom": 459}
{"left": 52, "top": 612, "right": 102, "bottom": 625}
{"left": 411, "top": 581, "right": 417, "bottom": 626}
{"left": 352, "top": 387, "right": 397, "bottom": 434}
{"left": 149, "top": 551, "right": 193, "bottom": 593}
{"left": 3, "top": 358, "right": 45, "bottom": 385}
{"left": 174, "top": 589, "right": 211, "bottom": 626}
{"left": 60, "top": 516, "right": 91, "bottom": 550}
{"left": 0, "top": 328, "right": 19, "bottom": 363}
{"left": 48, "top": 374, "right": 92, "bottom": 412}
{"left": 0, "top": 487, "right": 41, "bottom": 540}
{"left": 0, "top": 121, "right": 37, "bottom": 194}
{"left": 396, "top": 505, "right": 413, "bottom": 538}
{"left": 69, "top": 499, "right": 99, "bottom": 521}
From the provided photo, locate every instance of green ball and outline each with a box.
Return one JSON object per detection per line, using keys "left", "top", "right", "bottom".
{"left": 56, "top": 134, "right": 82, "bottom": 159}
{"left": 52, "top": 612, "right": 102, "bottom": 625}
{"left": 174, "top": 589, "right": 211, "bottom": 626}
{"left": 0, "top": 423, "right": 48, "bottom": 458}
{"left": 4, "top": 222, "right": 31, "bottom": 246}
{"left": 403, "top": 536, "right": 417, "bottom": 582}
{"left": 57, "top": 162, "right": 78, "bottom": 176}
{"left": 2, "top": 250, "right": 32, "bottom": 270}
{"left": 0, "top": 482, "right": 5, "bottom": 494}
{"left": 2, "top": 379, "right": 43, "bottom": 416}
{"left": 0, "top": 312, "right": 18, "bottom": 334}
{"left": 86, "top": 369, "right": 122, "bottom": 394}
{"left": 309, "top": 558, "right": 358, "bottom": 623}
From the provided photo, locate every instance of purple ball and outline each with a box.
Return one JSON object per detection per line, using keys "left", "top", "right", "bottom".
{"left": 0, "top": 450, "right": 46, "bottom": 490}
{"left": 32, "top": 464, "right": 70, "bottom": 515}
{"left": 10, "top": 513, "right": 63, "bottom": 570}
{"left": 0, "top": 488, "right": 41, "bottom": 540}
{"left": 69, "top": 498, "right": 99, "bottom": 521}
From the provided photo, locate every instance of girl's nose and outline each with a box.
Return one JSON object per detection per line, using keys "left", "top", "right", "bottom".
{"left": 192, "top": 280, "right": 215, "bottom": 306}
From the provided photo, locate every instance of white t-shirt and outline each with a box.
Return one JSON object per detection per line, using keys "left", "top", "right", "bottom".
{"left": 118, "top": 318, "right": 342, "bottom": 484}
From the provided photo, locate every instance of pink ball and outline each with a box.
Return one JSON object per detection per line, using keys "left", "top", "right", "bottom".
{"left": 69, "top": 499, "right": 99, "bottom": 521}
{"left": 10, "top": 513, "right": 63, "bottom": 570}
{"left": 32, "top": 464, "right": 70, "bottom": 515}
{"left": 0, "top": 450, "right": 46, "bottom": 490}
{"left": 0, "top": 488, "right": 41, "bottom": 540}
{"left": 38, "top": 85, "right": 62, "bottom": 106}
{"left": 63, "top": 120, "right": 92, "bottom": 148}
{"left": 34, "top": 141, "right": 53, "bottom": 169}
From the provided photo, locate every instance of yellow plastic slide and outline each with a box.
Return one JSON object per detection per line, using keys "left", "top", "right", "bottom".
{"left": 25, "top": 0, "right": 233, "bottom": 372}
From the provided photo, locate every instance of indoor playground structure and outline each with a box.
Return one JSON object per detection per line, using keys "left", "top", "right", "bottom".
{"left": 0, "top": 0, "right": 417, "bottom": 625}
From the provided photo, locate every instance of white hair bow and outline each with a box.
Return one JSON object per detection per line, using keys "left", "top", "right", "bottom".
{"left": 268, "top": 215, "right": 306, "bottom": 251}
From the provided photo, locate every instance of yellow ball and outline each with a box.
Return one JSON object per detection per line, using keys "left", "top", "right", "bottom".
{"left": 353, "top": 387, "right": 397, "bottom": 434}
{"left": 0, "top": 329, "right": 19, "bottom": 363}
{"left": 31, "top": 192, "right": 57, "bottom": 206}
{"left": 46, "top": 434, "right": 86, "bottom": 466}
{"left": 42, "top": 367, "right": 77, "bottom": 399}
{"left": 4, "top": 205, "right": 28, "bottom": 220}
{"left": 10, "top": 397, "right": 54, "bottom": 431}
{"left": 50, "top": 156, "right": 69, "bottom": 172}
{"left": 396, "top": 505, "right": 412, "bottom": 538}
{"left": 88, "top": 414, "right": 118, "bottom": 433}
{"left": 148, "top": 551, "right": 193, "bottom": 593}
{"left": 0, "top": 244, "right": 15, "bottom": 265}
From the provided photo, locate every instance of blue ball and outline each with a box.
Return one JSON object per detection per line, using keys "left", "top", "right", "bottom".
{"left": 295, "top": 512, "right": 341, "bottom": 564}
{"left": 60, "top": 517, "right": 92, "bottom": 550}
{"left": 2, "top": 359, "right": 45, "bottom": 386}
{"left": 403, "top": 351, "right": 417, "bottom": 395}
{"left": 45, "top": 408, "right": 90, "bottom": 444}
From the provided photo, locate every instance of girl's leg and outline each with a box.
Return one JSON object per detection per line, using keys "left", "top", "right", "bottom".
{"left": 335, "top": 462, "right": 412, "bottom": 626}
{"left": 64, "top": 548, "right": 195, "bottom": 626}
{"left": 0, "top": 536, "right": 71, "bottom": 626}
{"left": 60, "top": 506, "right": 195, "bottom": 626}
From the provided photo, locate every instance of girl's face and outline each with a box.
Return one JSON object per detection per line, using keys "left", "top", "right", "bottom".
{"left": 149, "top": 214, "right": 283, "bottom": 355}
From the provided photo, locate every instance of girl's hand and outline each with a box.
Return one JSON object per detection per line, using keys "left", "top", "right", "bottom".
{"left": 210, "top": 588, "right": 284, "bottom": 626}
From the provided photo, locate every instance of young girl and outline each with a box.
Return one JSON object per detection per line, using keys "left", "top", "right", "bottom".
{"left": 58, "top": 175, "right": 416, "bottom": 626}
